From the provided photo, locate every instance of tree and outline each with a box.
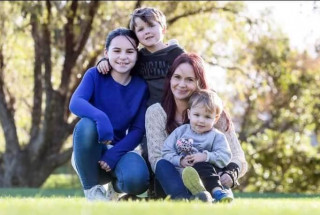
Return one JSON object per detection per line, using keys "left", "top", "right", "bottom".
{"left": 0, "top": 1, "right": 245, "bottom": 187}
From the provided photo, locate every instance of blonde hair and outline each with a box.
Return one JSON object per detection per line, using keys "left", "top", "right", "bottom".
{"left": 129, "top": 7, "right": 166, "bottom": 32}
{"left": 188, "top": 89, "right": 223, "bottom": 119}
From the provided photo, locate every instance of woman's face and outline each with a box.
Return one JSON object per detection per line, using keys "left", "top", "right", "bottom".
{"left": 104, "top": 35, "right": 137, "bottom": 74}
{"left": 170, "top": 63, "right": 198, "bottom": 101}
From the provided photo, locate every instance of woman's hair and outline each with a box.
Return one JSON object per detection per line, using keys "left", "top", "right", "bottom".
{"left": 105, "top": 27, "right": 139, "bottom": 50}
{"left": 162, "top": 53, "right": 209, "bottom": 134}
{"left": 188, "top": 89, "right": 223, "bottom": 119}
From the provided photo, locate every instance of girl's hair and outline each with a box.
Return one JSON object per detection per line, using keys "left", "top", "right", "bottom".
{"left": 188, "top": 89, "right": 223, "bottom": 119}
{"left": 162, "top": 53, "right": 209, "bottom": 134}
{"left": 105, "top": 27, "right": 139, "bottom": 50}
{"left": 129, "top": 7, "right": 166, "bottom": 32}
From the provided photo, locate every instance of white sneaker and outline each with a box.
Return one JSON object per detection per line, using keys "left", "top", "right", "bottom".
{"left": 104, "top": 182, "right": 121, "bottom": 201}
{"left": 84, "top": 185, "right": 109, "bottom": 201}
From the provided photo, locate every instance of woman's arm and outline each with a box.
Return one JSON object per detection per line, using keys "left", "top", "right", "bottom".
{"left": 145, "top": 103, "right": 168, "bottom": 173}
{"left": 215, "top": 111, "right": 248, "bottom": 179}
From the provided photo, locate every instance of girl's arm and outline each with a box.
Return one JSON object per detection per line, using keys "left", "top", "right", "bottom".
{"left": 69, "top": 68, "right": 113, "bottom": 142}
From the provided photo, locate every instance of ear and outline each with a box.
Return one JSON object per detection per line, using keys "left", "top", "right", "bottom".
{"left": 104, "top": 48, "right": 108, "bottom": 59}
{"left": 162, "top": 26, "right": 166, "bottom": 35}
{"left": 214, "top": 114, "right": 220, "bottom": 124}
{"left": 187, "top": 109, "right": 191, "bottom": 120}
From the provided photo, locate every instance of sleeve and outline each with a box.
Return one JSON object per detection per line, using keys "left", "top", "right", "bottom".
{"left": 69, "top": 68, "right": 113, "bottom": 142}
{"left": 145, "top": 104, "right": 168, "bottom": 173}
{"left": 215, "top": 111, "right": 248, "bottom": 178}
{"left": 101, "top": 83, "right": 149, "bottom": 169}
{"left": 162, "top": 128, "right": 183, "bottom": 167}
{"left": 203, "top": 132, "right": 232, "bottom": 168}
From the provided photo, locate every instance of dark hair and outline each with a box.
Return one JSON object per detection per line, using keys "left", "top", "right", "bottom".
{"left": 105, "top": 27, "right": 139, "bottom": 50}
{"left": 162, "top": 53, "right": 209, "bottom": 134}
{"left": 129, "top": 7, "right": 166, "bottom": 32}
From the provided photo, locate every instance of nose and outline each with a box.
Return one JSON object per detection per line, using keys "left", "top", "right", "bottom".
{"left": 119, "top": 51, "right": 127, "bottom": 59}
{"left": 178, "top": 79, "right": 186, "bottom": 87}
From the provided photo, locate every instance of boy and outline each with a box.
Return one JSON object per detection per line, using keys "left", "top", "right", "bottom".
{"left": 162, "top": 89, "right": 234, "bottom": 202}
{"left": 97, "top": 7, "right": 184, "bottom": 106}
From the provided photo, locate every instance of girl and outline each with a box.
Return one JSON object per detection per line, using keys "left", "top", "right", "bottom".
{"left": 69, "top": 28, "right": 149, "bottom": 201}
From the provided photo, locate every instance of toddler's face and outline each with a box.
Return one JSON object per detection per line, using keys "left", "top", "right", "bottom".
{"left": 187, "top": 104, "right": 216, "bottom": 134}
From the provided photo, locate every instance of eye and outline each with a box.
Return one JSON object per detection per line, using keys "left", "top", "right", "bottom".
{"left": 127, "top": 49, "right": 136, "bottom": 54}
{"left": 193, "top": 113, "right": 199, "bottom": 117}
{"left": 186, "top": 78, "right": 195, "bottom": 82}
{"left": 173, "top": 75, "right": 181, "bottom": 80}
{"left": 136, "top": 27, "right": 143, "bottom": 32}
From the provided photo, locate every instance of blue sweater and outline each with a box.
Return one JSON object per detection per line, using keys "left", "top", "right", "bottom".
{"left": 69, "top": 67, "right": 148, "bottom": 169}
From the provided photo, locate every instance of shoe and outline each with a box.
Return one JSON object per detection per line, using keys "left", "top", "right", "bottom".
{"left": 105, "top": 182, "right": 121, "bottom": 201}
{"left": 212, "top": 189, "right": 234, "bottom": 203}
{"left": 190, "top": 191, "right": 213, "bottom": 203}
{"left": 182, "top": 167, "right": 206, "bottom": 195}
{"left": 118, "top": 194, "right": 140, "bottom": 201}
{"left": 84, "top": 185, "right": 109, "bottom": 201}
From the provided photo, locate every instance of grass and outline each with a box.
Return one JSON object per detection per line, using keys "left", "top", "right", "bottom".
{"left": 0, "top": 197, "right": 319, "bottom": 215}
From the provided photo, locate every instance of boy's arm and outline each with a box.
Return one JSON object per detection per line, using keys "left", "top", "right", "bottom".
{"left": 204, "top": 132, "right": 232, "bottom": 168}
{"left": 96, "top": 58, "right": 110, "bottom": 75}
{"left": 162, "top": 129, "right": 183, "bottom": 167}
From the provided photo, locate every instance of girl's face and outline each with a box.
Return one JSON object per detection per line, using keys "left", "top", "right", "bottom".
{"left": 104, "top": 36, "right": 137, "bottom": 74}
{"left": 134, "top": 17, "right": 165, "bottom": 50}
{"left": 170, "top": 63, "right": 198, "bottom": 101}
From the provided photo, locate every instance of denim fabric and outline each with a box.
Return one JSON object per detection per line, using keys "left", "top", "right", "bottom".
{"left": 72, "top": 118, "right": 149, "bottom": 194}
{"left": 155, "top": 159, "right": 191, "bottom": 200}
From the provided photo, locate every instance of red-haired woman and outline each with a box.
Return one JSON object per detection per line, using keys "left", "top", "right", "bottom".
{"left": 146, "top": 53, "right": 247, "bottom": 201}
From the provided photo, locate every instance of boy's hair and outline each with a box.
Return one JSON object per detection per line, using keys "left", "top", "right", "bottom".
{"left": 129, "top": 7, "right": 166, "bottom": 32}
{"left": 105, "top": 27, "right": 138, "bottom": 50}
{"left": 188, "top": 89, "right": 223, "bottom": 118}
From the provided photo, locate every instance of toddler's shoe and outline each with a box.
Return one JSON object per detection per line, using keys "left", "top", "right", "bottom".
{"left": 190, "top": 191, "right": 213, "bottom": 203}
{"left": 182, "top": 167, "right": 206, "bottom": 195}
{"left": 212, "top": 189, "right": 234, "bottom": 203}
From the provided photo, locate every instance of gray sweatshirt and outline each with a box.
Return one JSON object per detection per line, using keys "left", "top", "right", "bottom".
{"left": 162, "top": 124, "right": 232, "bottom": 173}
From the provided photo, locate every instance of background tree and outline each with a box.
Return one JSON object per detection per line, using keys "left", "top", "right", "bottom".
{"left": 0, "top": 1, "right": 247, "bottom": 187}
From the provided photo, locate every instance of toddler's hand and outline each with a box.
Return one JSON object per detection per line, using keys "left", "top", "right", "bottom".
{"left": 180, "top": 156, "right": 193, "bottom": 168}
{"left": 98, "top": 160, "right": 111, "bottom": 172}
{"left": 188, "top": 153, "right": 207, "bottom": 165}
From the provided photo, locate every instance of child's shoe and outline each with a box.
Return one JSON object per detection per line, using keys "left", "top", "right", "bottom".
{"left": 212, "top": 189, "right": 234, "bottom": 203}
{"left": 182, "top": 167, "right": 206, "bottom": 195}
{"left": 190, "top": 191, "right": 213, "bottom": 203}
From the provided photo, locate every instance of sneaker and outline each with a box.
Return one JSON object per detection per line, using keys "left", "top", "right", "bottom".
{"left": 190, "top": 191, "right": 213, "bottom": 203}
{"left": 104, "top": 182, "right": 121, "bottom": 201}
{"left": 182, "top": 167, "right": 206, "bottom": 195}
{"left": 212, "top": 189, "right": 234, "bottom": 203}
{"left": 84, "top": 185, "right": 109, "bottom": 201}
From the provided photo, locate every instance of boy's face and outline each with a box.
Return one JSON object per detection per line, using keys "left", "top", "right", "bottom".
{"left": 187, "top": 104, "right": 217, "bottom": 134}
{"left": 133, "top": 17, "right": 165, "bottom": 49}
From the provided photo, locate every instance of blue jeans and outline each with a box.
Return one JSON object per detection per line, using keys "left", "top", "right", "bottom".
{"left": 72, "top": 118, "right": 149, "bottom": 194}
{"left": 155, "top": 159, "right": 191, "bottom": 199}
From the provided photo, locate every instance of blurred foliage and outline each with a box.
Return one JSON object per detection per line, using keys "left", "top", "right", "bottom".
{"left": 0, "top": 1, "right": 319, "bottom": 192}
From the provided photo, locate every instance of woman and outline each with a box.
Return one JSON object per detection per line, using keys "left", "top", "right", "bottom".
{"left": 145, "top": 53, "right": 247, "bottom": 200}
{"left": 69, "top": 28, "right": 149, "bottom": 201}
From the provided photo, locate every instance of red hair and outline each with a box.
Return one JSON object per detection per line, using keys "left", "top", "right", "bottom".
{"left": 162, "top": 53, "right": 209, "bottom": 134}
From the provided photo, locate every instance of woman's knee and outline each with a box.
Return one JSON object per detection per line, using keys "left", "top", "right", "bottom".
{"left": 115, "top": 152, "right": 150, "bottom": 194}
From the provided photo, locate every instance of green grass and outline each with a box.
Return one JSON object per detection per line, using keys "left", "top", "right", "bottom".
{"left": 0, "top": 197, "right": 319, "bottom": 215}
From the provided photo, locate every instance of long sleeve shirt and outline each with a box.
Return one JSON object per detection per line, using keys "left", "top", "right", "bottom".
{"left": 162, "top": 124, "right": 232, "bottom": 173}
{"left": 69, "top": 67, "right": 148, "bottom": 169}
{"left": 145, "top": 103, "right": 248, "bottom": 177}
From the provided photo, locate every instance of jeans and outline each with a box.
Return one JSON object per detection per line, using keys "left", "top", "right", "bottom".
{"left": 72, "top": 118, "right": 149, "bottom": 194}
{"left": 155, "top": 159, "right": 191, "bottom": 199}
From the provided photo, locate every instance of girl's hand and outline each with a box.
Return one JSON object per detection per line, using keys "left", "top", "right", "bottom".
{"left": 97, "top": 59, "right": 110, "bottom": 75}
{"left": 180, "top": 156, "right": 193, "bottom": 168}
{"left": 98, "top": 160, "right": 111, "bottom": 172}
{"left": 188, "top": 153, "right": 207, "bottom": 165}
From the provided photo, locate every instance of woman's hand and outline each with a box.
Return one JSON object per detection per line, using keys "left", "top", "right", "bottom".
{"left": 219, "top": 172, "right": 233, "bottom": 188}
{"left": 98, "top": 160, "right": 111, "bottom": 172}
{"left": 97, "top": 59, "right": 110, "bottom": 75}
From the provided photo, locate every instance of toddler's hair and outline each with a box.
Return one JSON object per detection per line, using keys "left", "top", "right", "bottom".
{"left": 129, "top": 7, "right": 166, "bottom": 31}
{"left": 188, "top": 89, "right": 223, "bottom": 118}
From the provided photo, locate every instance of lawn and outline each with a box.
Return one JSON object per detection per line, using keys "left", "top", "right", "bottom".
{"left": 0, "top": 189, "right": 319, "bottom": 215}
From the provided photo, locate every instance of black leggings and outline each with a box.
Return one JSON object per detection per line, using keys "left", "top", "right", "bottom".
{"left": 193, "top": 162, "right": 223, "bottom": 192}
